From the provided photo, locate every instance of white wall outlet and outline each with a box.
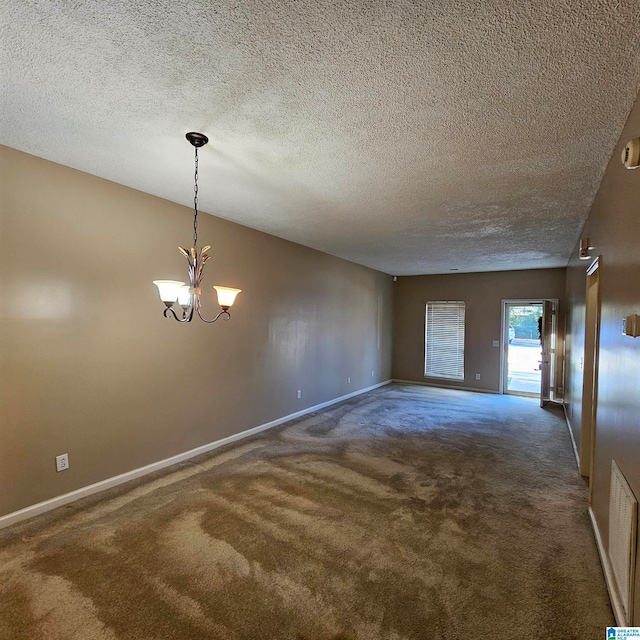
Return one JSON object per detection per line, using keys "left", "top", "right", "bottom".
{"left": 371, "top": 370, "right": 375, "bottom": 378}
{"left": 475, "top": 373, "right": 481, "bottom": 380}
{"left": 347, "top": 377, "right": 351, "bottom": 384}
{"left": 56, "top": 453, "right": 69, "bottom": 472}
{"left": 297, "top": 390, "right": 302, "bottom": 399}
{"left": 492, "top": 340, "right": 500, "bottom": 347}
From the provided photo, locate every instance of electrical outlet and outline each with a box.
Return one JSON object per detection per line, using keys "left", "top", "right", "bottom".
{"left": 475, "top": 373, "right": 481, "bottom": 380}
{"left": 56, "top": 453, "right": 69, "bottom": 472}
{"left": 492, "top": 340, "right": 500, "bottom": 347}
{"left": 297, "top": 390, "right": 302, "bottom": 399}
{"left": 347, "top": 377, "right": 351, "bottom": 384}
{"left": 371, "top": 370, "right": 375, "bottom": 378}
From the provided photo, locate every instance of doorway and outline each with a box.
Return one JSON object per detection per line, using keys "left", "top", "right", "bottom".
{"left": 502, "top": 302, "right": 543, "bottom": 396}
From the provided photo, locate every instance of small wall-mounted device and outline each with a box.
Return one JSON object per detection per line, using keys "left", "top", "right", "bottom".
{"left": 622, "top": 314, "right": 640, "bottom": 338}
{"left": 579, "top": 238, "right": 593, "bottom": 260}
{"left": 621, "top": 137, "right": 640, "bottom": 169}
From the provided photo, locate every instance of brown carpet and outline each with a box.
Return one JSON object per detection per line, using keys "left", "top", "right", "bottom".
{"left": 0, "top": 384, "right": 613, "bottom": 639}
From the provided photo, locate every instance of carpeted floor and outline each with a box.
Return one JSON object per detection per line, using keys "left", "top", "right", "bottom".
{"left": 0, "top": 384, "right": 613, "bottom": 639}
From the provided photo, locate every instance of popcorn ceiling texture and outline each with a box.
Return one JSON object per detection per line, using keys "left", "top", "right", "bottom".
{"left": 1, "top": 0, "right": 639, "bottom": 275}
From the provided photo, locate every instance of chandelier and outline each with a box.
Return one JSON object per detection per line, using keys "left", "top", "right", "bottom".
{"left": 153, "top": 132, "right": 241, "bottom": 323}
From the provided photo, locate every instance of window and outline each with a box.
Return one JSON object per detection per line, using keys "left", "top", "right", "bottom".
{"left": 425, "top": 301, "right": 465, "bottom": 380}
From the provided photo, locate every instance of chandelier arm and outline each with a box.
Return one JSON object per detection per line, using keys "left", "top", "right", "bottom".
{"left": 163, "top": 307, "right": 191, "bottom": 322}
{"left": 196, "top": 306, "right": 231, "bottom": 323}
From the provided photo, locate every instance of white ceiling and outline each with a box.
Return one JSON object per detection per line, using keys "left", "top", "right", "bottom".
{"left": 2, "top": 1, "right": 639, "bottom": 275}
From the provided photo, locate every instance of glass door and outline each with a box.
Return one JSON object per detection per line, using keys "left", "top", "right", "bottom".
{"left": 503, "top": 302, "right": 543, "bottom": 396}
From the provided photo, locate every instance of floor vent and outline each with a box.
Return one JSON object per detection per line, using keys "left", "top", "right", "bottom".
{"left": 609, "top": 460, "right": 638, "bottom": 624}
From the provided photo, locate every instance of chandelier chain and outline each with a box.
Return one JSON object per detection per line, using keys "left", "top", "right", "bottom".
{"left": 193, "top": 147, "right": 199, "bottom": 249}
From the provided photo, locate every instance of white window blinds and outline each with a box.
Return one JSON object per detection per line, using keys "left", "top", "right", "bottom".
{"left": 425, "top": 301, "right": 465, "bottom": 380}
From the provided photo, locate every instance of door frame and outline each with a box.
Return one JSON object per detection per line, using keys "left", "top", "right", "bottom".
{"left": 580, "top": 256, "right": 601, "bottom": 487}
{"left": 540, "top": 299, "right": 556, "bottom": 407}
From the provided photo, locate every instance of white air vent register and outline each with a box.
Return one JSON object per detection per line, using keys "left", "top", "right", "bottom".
{"left": 609, "top": 460, "right": 638, "bottom": 624}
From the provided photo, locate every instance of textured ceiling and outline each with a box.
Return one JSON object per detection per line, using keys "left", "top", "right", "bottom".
{"left": 1, "top": 1, "right": 639, "bottom": 275}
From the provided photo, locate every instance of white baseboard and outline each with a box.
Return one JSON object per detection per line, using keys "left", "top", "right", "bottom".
{"left": 562, "top": 403, "right": 581, "bottom": 471}
{"left": 589, "top": 506, "right": 626, "bottom": 626}
{"left": 0, "top": 380, "right": 392, "bottom": 530}
{"left": 392, "top": 378, "right": 499, "bottom": 395}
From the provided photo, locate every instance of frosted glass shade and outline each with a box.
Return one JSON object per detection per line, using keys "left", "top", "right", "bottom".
{"left": 214, "top": 286, "right": 241, "bottom": 308}
{"left": 177, "top": 285, "right": 192, "bottom": 307}
{"left": 153, "top": 280, "right": 185, "bottom": 304}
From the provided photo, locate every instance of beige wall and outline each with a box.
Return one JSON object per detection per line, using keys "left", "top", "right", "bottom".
{"left": 564, "top": 92, "right": 640, "bottom": 623}
{"left": 392, "top": 269, "right": 566, "bottom": 393}
{"left": 0, "top": 145, "right": 393, "bottom": 518}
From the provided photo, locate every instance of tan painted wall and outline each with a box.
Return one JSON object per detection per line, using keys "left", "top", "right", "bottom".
{"left": 0, "top": 146, "right": 393, "bottom": 518}
{"left": 564, "top": 92, "right": 640, "bottom": 623}
{"left": 392, "top": 269, "right": 566, "bottom": 393}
